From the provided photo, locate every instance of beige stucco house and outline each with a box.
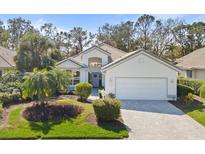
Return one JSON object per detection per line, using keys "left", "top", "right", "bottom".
{"left": 57, "top": 43, "right": 180, "bottom": 100}
{"left": 0, "top": 46, "right": 16, "bottom": 75}
{"left": 176, "top": 47, "right": 205, "bottom": 80}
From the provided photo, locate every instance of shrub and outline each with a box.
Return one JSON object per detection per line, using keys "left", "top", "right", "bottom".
{"left": 200, "top": 84, "right": 205, "bottom": 98}
{"left": 177, "top": 77, "right": 205, "bottom": 95}
{"left": 0, "top": 70, "right": 23, "bottom": 94}
{"left": 11, "top": 93, "right": 21, "bottom": 103}
{"left": 178, "top": 93, "right": 194, "bottom": 104}
{"left": 98, "top": 89, "right": 103, "bottom": 98}
{"left": 93, "top": 99, "right": 121, "bottom": 121}
{"left": 177, "top": 84, "right": 194, "bottom": 97}
{"left": 0, "top": 70, "right": 23, "bottom": 83}
{"left": 74, "top": 82, "right": 92, "bottom": 101}
{"left": 0, "top": 93, "right": 11, "bottom": 105}
{"left": 107, "top": 93, "right": 115, "bottom": 99}
{"left": 22, "top": 103, "right": 83, "bottom": 122}
{"left": 0, "top": 92, "right": 21, "bottom": 107}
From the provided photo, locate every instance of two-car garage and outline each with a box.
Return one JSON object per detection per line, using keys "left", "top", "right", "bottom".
{"left": 102, "top": 49, "right": 180, "bottom": 101}
{"left": 115, "top": 77, "right": 167, "bottom": 100}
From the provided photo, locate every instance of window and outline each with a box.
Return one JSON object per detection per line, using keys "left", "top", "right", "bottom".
{"left": 186, "top": 70, "right": 192, "bottom": 78}
{"left": 88, "top": 57, "right": 102, "bottom": 68}
{"left": 70, "top": 71, "right": 80, "bottom": 85}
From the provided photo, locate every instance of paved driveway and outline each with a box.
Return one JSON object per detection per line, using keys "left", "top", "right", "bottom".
{"left": 121, "top": 100, "right": 205, "bottom": 140}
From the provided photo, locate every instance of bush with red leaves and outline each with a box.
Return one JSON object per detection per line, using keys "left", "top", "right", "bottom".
{"left": 22, "top": 103, "right": 83, "bottom": 122}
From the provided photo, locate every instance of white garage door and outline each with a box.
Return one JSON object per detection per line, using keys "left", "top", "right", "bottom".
{"left": 116, "top": 78, "right": 167, "bottom": 100}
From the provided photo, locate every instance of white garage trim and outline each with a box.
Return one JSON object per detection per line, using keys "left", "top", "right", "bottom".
{"left": 115, "top": 77, "right": 168, "bottom": 100}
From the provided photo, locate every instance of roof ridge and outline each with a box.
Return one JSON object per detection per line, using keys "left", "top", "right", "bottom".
{"left": 72, "top": 45, "right": 111, "bottom": 58}
{"left": 98, "top": 42, "right": 127, "bottom": 54}
{"left": 0, "top": 54, "right": 13, "bottom": 67}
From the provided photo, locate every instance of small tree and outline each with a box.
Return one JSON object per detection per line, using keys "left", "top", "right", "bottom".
{"left": 22, "top": 68, "right": 56, "bottom": 105}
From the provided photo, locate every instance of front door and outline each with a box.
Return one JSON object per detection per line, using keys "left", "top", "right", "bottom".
{"left": 91, "top": 72, "right": 101, "bottom": 88}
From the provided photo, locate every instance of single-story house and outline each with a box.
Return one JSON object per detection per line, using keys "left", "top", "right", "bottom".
{"left": 57, "top": 43, "right": 181, "bottom": 100}
{"left": 0, "top": 46, "right": 16, "bottom": 75}
{"left": 176, "top": 47, "right": 205, "bottom": 80}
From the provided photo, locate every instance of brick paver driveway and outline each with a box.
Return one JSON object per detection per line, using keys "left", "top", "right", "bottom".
{"left": 121, "top": 100, "right": 205, "bottom": 140}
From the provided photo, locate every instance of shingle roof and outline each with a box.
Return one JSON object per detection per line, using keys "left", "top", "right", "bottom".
{"left": 0, "top": 46, "right": 16, "bottom": 68}
{"left": 102, "top": 49, "right": 182, "bottom": 72}
{"left": 176, "top": 47, "right": 205, "bottom": 69}
{"left": 98, "top": 43, "right": 127, "bottom": 61}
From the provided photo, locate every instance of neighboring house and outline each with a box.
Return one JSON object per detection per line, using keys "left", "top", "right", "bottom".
{"left": 57, "top": 43, "right": 181, "bottom": 100}
{"left": 176, "top": 47, "right": 205, "bottom": 80}
{"left": 0, "top": 46, "right": 16, "bottom": 76}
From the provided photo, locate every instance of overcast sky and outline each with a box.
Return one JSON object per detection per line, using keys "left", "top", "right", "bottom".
{"left": 0, "top": 14, "right": 205, "bottom": 33}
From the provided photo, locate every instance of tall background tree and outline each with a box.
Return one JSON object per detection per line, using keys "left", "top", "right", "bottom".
{"left": 0, "top": 20, "right": 9, "bottom": 47}
{"left": 135, "top": 14, "right": 155, "bottom": 50}
{"left": 40, "top": 23, "right": 57, "bottom": 40}
{"left": 1, "top": 15, "right": 205, "bottom": 72}
{"left": 69, "top": 27, "right": 95, "bottom": 55}
{"left": 14, "top": 31, "right": 56, "bottom": 72}
{"left": 7, "top": 17, "right": 33, "bottom": 50}
{"left": 97, "top": 21, "right": 136, "bottom": 52}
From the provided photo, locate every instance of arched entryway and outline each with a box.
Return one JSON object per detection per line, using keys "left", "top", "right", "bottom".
{"left": 88, "top": 57, "right": 102, "bottom": 88}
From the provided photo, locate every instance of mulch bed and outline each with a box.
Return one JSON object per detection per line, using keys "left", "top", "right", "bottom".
{"left": 86, "top": 112, "right": 124, "bottom": 126}
{"left": 58, "top": 95, "right": 80, "bottom": 101}
{"left": 170, "top": 95, "right": 205, "bottom": 114}
{"left": 22, "top": 102, "right": 84, "bottom": 122}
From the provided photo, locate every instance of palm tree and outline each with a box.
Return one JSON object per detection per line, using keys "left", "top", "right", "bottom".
{"left": 22, "top": 67, "right": 71, "bottom": 105}
{"left": 49, "top": 67, "right": 71, "bottom": 94}
{"left": 22, "top": 68, "right": 56, "bottom": 105}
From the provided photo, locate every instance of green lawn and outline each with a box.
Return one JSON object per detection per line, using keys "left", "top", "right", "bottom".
{"left": 0, "top": 99, "right": 128, "bottom": 139}
{"left": 171, "top": 97, "right": 205, "bottom": 127}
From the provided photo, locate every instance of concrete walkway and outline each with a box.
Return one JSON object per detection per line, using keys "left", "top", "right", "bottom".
{"left": 87, "top": 88, "right": 99, "bottom": 101}
{"left": 121, "top": 100, "right": 205, "bottom": 140}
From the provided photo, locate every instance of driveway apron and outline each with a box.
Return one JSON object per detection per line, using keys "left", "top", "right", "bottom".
{"left": 121, "top": 100, "right": 205, "bottom": 140}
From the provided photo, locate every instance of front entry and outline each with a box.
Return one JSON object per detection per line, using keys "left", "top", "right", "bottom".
{"left": 91, "top": 72, "right": 101, "bottom": 88}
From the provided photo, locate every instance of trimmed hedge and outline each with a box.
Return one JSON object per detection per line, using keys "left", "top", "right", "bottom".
{"left": 74, "top": 82, "right": 92, "bottom": 101}
{"left": 177, "top": 84, "right": 194, "bottom": 97}
{"left": 0, "top": 92, "right": 21, "bottom": 107}
{"left": 177, "top": 77, "right": 205, "bottom": 95}
{"left": 200, "top": 84, "right": 205, "bottom": 98}
{"left": 93, "top": 98, "right": 121, "bottom": 121}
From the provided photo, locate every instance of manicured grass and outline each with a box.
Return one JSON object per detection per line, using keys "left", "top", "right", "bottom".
{"left": 0, "top": 99, "right": 128, "bottom": 139}
{"left": 171, "top": 97, "right": 205, "bottom": 127}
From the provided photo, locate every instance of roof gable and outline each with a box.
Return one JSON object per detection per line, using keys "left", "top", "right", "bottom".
{"left": 56, "top": 57, "right": 87, "bottom": 69}
{"left": 102, "top": 49, "right": 181, "bottom": 72}
{"left": 73, "top": 45, "right": 111, "bottom": 59}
